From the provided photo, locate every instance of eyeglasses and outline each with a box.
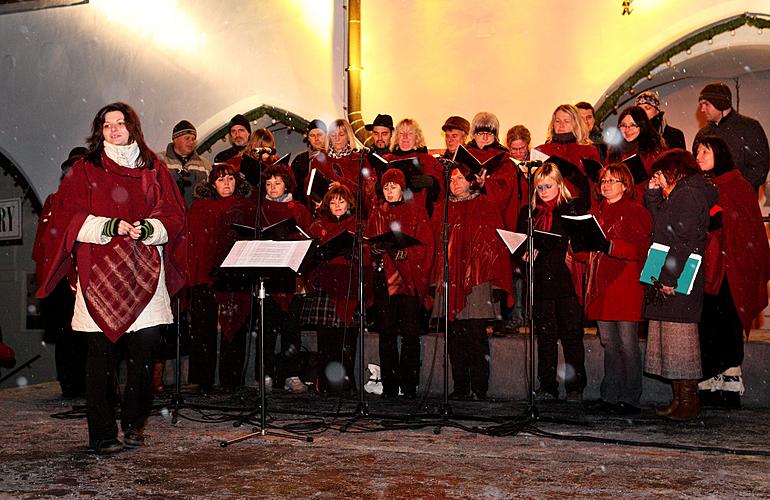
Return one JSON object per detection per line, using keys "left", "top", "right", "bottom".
{"left": 618, "top": 124, "right": 639, "bottom": 130}
{"left": 474, "top": 131, "right": 494, "bottom": 137}
{"left": 600, "top": 179, "right": 623, "bottom": 185}
{"left": 536, "top": 183, "right": 553, "bottom": 192}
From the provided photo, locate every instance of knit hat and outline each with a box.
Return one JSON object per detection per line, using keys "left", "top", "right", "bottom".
{"left": 228, "top": 114, "right": 252, "bottom": 133}
{"left": 442, "top": 115, "right": 470, "bottom": 135}
{"left": 699, "top": 83, "right": 732, "bottom": 111}
{"left": 61, "top": 146, "right": 89, "bottom": 171}
{"left": 381, "top": 168, "right": 406, "bottom": 191}
{"left": 365, "top": 114, "right": 394, "bottom": 131}
{"left": 307, "top": 119, "right": 327, "bottom": 134}
{"left": 635, "top": 91, "right": 660, "bottom": 111}
{"left": 172, "top": 120, "right": 197, "bottom": 139}
{"left": 471, "top": 112, "right": 499, "bottom": 136}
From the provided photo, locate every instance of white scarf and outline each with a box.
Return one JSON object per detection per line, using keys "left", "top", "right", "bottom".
{"left": 104, "top": 141, "right": 141, "bottom": 169}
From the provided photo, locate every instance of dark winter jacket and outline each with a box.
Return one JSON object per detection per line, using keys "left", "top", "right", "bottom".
{"left": 650, "top": 112, "right": 686, "bottom": 150}
{"left": 694, "top": 110, "right": 770, "bottom": 190}
{"left": 643, "top": 174, "right": 718, "bottom": 323}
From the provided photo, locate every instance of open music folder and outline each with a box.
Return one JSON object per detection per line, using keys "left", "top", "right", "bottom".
{"left": 221, "top": 239, "right": 313, "bottom": 273}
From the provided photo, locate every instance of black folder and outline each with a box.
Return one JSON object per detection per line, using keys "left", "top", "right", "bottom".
{"left": 580, "top": 157, "right": 604, "bottom": 183}
{"left": 621, "top": 154, "right": 649, "bottom": 184}
{"left": 231, "top": 218, "right": 308, "bottom": 241}
{"left": 315, "top": 230, "right": 357, "bottom": 261}
{"left": 559, "top": 214, "right": 608, "bottom": 253}
{"left": 452, "top": 144, "right": 507, "bottom": 175}
{"left": 532, "top": 229, "right": 564, "bottom": 251}
{"left": 368, "top": 230, "right": 422, "bottom": 252}
{"left": 306, "top": 168, "right": 332, "bottom": 204}
{"left": 370, "top": 153, "right": 424, "bottom": 179}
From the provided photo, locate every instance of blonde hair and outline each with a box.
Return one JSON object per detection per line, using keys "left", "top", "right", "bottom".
{"left": 393, "top": 118, "right": 426, "bottom": 150}
{"left": 327, "top": 119, "right": 357, "bottom": 150}
{"left": 530, "top": 162, "right": 574, "bottom": 208}
{"left": 244, "top": 128, "right": 275, "bottom": 153}
{"left": 546, "top": 104, "right": 591, "bottom": 145}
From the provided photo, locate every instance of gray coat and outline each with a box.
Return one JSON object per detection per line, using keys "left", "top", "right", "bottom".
{"left": 643, "top": 174, "right": 718, "bottom": 323}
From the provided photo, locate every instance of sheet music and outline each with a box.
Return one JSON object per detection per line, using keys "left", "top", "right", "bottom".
{"left": 496, "top": 229, "right": 528, "bottom": 254}
{"left": 221, "top": 240, "right": 313, "bottom": 272}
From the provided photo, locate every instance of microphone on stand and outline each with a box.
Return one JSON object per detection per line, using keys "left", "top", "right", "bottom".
{"left": 252, "top": 147, "right": 277, "bottom": 156}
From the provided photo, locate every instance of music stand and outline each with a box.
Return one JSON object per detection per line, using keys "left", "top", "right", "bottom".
{"left": 217, "top": 239, "right": 314, "bottom": 446}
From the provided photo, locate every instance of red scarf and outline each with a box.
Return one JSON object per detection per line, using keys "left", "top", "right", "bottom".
{"left": 534, "top": 198, "right": 558, "bottom": 231}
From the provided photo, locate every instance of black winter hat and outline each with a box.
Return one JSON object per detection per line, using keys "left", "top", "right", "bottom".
{"left": 365, "top": 114, "right": 394, "bottom": 131}
{"left": 172, "top": 120, "right": 197, "bottom": 139}
{"left": 307, "top": 119, "right": 327, "bottom": 134}
{"left": 228, "top": 114, "right": 252, "bottom": 133}
{"left": 699, "top": 83, "right": 732, "bottom": 111}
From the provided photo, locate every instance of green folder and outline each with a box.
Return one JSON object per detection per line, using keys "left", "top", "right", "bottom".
{"left": 639, "top": 242, "right": 702, "bottom": 295}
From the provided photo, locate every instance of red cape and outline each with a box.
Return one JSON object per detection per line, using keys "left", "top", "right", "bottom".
{"left": 366, "top": 200, "right": 435, "bottom": 308}
{"left": 466, "top": 145, "right": 520, "bottom": 230}
{"left": 308, "top": 152, "right": 378, "bottom": 214}
{"left": 431, "top": 194, "right": 514, "bottom": 320}
{"left": 34, "top": 155, "right": 187, "bottom": 341}
{"left": 703, "top": 170, "right": 770, "bottom": 330}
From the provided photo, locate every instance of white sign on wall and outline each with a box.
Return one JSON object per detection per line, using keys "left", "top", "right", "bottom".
{"left": 0, "top": 198, "right": 22, "bottom": 241}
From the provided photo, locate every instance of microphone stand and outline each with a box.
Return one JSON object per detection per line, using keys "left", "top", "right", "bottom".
{"left": 354, "top": 149, "right": 369, "bottom": 418}
{"left": 439, "top": 160, "right": 453, "bottom": 418}
{"left": 521, "top": 160, "right": 541, "bottom": 420}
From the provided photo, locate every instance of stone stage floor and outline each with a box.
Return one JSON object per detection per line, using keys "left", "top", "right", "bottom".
{"left": 2, "top": 382, "right": 769, "bottom": 498}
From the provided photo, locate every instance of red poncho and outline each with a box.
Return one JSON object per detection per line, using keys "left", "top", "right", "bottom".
{"left": 187, "top": 194, "right": 256, "bottom": 340}
{"left": 384, "top": 151, "right": 445, "bottom": 214}
{"left": 466, "top": 145, "right": 520, "bottom": 230}
{"left": 308, "top": 151, "right": 378, "bottom": 213}
{"left": 366, "top": 200, "right": 435, "bottom": 308}
{"left": 431, "top": 193, "right": 514, "bottom": 320}
{"left": 35, "top": 154, "right": 187, "bottom": 342}
{"left": 703, "top": 169, "right": 770, "bottom": 330}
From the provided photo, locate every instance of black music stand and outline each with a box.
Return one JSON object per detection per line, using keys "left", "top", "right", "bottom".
{"left": 217, "top": 239, "right": 314, "bottom": 446}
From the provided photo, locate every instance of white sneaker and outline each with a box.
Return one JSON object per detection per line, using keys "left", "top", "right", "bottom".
{"left": 284, "top": 376, "right": 308, "bottom": 394}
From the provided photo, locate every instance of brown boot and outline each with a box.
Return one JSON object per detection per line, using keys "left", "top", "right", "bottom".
{"left": 655, "top": 380, "right": 680, "bottom": 417}
{"left": 668, "top": 379, "right": 699, "bottom": 421}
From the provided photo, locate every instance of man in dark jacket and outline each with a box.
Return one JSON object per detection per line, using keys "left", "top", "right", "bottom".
{"left": 635, "top": 91, "right": 686, "bottom": 150}
{"left": 213, "top": 114, "right": 252, "bottom": 163}
{"left": 693, "top": 83, "right": 769, "bottom": 191}
{"left": 365, "top": 113, "right": 394, "bottom": 156}
{"left": 289, "top": 119, "right": 326, "bottom": 205}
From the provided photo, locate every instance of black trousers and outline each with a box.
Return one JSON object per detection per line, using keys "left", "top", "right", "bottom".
{"left": 533, "top": 295, "right": 586, "bottom": 394}
{"left": 42, "top": 279, "right": 86, "bottom": 397}
{"left": 316, "top": 326, "right": 358, "bottom": 391}
{"left": 188, "top": 285, "right": 219, "bottom": 390}
{"left": 85, "top": 327, "right": 161, "bottom": 445}
{"left": 448, "top": 319, "right": 489, "bottom": 397}
{"left": 699, "top": 280, "right": 744, "bottom": 380}
{"left": 377, "top": 294, "right": 421, "bottom": 396}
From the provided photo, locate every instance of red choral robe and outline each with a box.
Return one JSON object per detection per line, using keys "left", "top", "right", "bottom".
{"left": 466, "top": 144, "right": 520, "bottom": 230}
{"left": 35, "top": 155, "right": 187, "bottom": 342}
{"left": 366, "top": 200, "right": 435, "bottom": 308}
{"left": 703, "top": 169, "right": 770, "bottom": 330}
{"left": 259, "top": 198, "right": 314, "bottom": 312}
{"left": 383, "top": 151, "right": 445, "bottom": 215}
{"left": 607, "top": 144, "right": 666, "bottom": 201}
{"left": 187, "top": 194, "right": 256, "bottom": 340}
{"left": 584, "top": 196, "right": 652, "bottom": 322}
{"left": 307, "top": 214, "right": 372, "bottom": 326}
{"left": 431, "top": 194, "right": 514, "bottom": 320}
{"left": 536, "top": 141, "right": 602, "bottom": 205}
{"left": 307, "top": 151, "right": 378, "bottom": 214}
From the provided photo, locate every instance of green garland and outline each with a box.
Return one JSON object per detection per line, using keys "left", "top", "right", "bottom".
{"left": 596, "top": 13, "right": 770, "bottom": 122}
{"left": 197, "top": 105, "right": 310, "bottom": 154}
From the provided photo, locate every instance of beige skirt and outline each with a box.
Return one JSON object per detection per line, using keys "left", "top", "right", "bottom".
{"left": 645, "top": 320, "right": 702, "bottom": 379}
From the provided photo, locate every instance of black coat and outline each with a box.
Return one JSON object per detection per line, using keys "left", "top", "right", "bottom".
{"left": 516, "top": 165, "right": 591, "bottom": 299}
{"left": 651, "top": 113, "right": 686, "bottom": 150}
{"left": 694, "top": 110, "right": 770, "bottom": 190}
{"left": 643, "top": 174, "right": 718, "bottom": 323}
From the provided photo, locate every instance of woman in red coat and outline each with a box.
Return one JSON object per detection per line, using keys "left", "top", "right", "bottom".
{"left": 300, "top": 184, "right": 366, "bottom": 392}
{"left": 366, "top": 169, "right": 435, "bottom": 398}
{"left": 186, "top": 164, "right": 256, "bottom": 393}
{"left": 584, "top": 164, "right": 652, "bottom": 415}
{"left": 694, "top": 135, "right": 770, "bottom": 408}
{"left": 431, "top": 164, "right": 514, "bottom": 400}
{"left": 307, "top": 119, "right": 378, "bottom": 215}
{"left": 259, "top": 163, "right": 314, "bottom": 393}
{"left": 466, "top": 112, "right": 520, "bottom": 231}
{"left": 535, "top": 104, "right": 601, "bottom": 183}
{"left": 384, "top": 118, "right": 444, "bottom": 217}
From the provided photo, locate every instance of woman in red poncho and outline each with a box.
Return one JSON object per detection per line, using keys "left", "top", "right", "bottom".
{"left": 300, "top": 184, "right": 367, "bottom": 392}
{"left": 306, "top": 119, "right": 378, "bottom": 216}
{"left": 186, "top": 163, "right": 256, "bottom": 393}
{"left": 466, "top": 112, "right": 520, "bottom": 231}
{"left": 384, "top": 118, "right": 444, "bottom": 217}
{"left": 34, "top": 102, "right": 186, "bottom": 454}
{"left": 694, "top": 135, "right": 770, "bottom": 409}
{"left": 584, "top": 164, "right": 652, "bottom": 415}
{"left": 258, "top": 163, "right": 313, "bottom": 393}
{"left": 366, "top": 169, "right": 435, "bottom": 398}
{"left": 431, "top": 164, "right": 514, "bottom": 400}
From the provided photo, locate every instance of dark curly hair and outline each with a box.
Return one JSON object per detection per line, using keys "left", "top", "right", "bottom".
{"left": 262, "top": 163, "right": 296, "bottom": 194}
{"left": 85, "top": 102, "right": 156, "bottom": 169}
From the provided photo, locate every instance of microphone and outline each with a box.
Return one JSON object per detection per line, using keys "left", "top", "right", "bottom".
{"left": 433, "top": 155, "right": 458, "bottom": 170}
{"left": 251, "top": 147, "right": 276, "bottom": 155}
{"left": 353, "top": 146, "right": 370, "bottom": 154}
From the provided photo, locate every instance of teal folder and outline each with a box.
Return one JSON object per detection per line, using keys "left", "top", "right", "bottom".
{"left": 639, "top": 242, "right": 702, "bottom": 295}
